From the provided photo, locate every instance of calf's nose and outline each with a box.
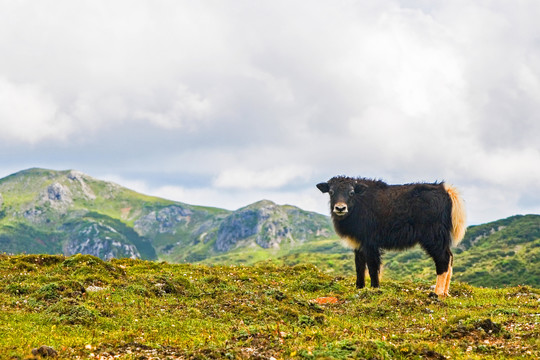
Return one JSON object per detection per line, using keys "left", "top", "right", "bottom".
{"left": 333, "top": 204, "right": 348, "bottom": 214}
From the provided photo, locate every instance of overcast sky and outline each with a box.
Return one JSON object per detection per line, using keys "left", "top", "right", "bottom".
{"left": 1, "top": 1, "right": 540, "bottom": 225}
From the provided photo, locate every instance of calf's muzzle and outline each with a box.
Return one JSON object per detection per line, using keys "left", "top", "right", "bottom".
{"left": 333, "top": 203, "right": 348, "bottom": 215}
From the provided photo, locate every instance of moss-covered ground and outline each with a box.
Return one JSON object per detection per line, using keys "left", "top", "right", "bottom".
{"left": 0, "top": 254, "right": 538, "bottom": 359}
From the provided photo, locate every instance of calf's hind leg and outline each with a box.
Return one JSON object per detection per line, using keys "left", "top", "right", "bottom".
{"left": 434, "top": 249, "right": 453, "bottom": 297}
{"left": 364, "top": 247, "right": 382, "bottom": 288}
{"left": 443, "top": 262, "right": 453, "bottom": 295}
{"left": 421, "top": 234, "right": 453, "bottom": 297}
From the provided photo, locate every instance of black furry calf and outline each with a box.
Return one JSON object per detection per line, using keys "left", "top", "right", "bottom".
{"left": 317, "top": 176, "right": 466, "bottom": 296}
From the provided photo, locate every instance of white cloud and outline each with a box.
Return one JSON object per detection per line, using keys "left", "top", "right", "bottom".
{"left": 1, "top": 1, "right": 540, "bottom": 225}
{"left": 460, "top": 147, "right": 540, "bottom": 187}
{"left": 0, "top": 78, "right": 71, "bottom": 143}
{"left": 214, "top": 165, "right": 312, "bottom": 190}
{"left": 133, "top": 85, "right": 213, "bottom": 130}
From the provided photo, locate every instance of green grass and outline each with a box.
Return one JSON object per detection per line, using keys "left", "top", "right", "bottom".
{"left": 196, "top": 237, "right": 346, "bottom": 268}
{"left": 1, "top": 254, "right": 538, "bottom": 359}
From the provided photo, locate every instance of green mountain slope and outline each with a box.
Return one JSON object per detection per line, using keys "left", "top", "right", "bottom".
{"left": 266, "top": 215, "right": 540, "bottom": 288}
{"left": 0, "top": 168, "right": 333, "bottom": 262}
{"left": 380, "top": 214, "right": 540, "bottom": 288}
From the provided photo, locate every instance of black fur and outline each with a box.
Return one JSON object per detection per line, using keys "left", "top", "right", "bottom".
{"left": 317, "top": 176, "right": 453, "bottom": 289}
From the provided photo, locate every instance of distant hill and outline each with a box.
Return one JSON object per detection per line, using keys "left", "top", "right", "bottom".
{"left": 1, "top": 168, "right": 538, "bottom": 288}
{"left": 265, "top": 215, "right": 540, "bottom": 288}
{"left": 0, "top": 168, "right": 333, "bottom": 262}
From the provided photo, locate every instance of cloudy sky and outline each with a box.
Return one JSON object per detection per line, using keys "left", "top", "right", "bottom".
{"left": 1, "top": 0, "right": 540, "bottom": 225}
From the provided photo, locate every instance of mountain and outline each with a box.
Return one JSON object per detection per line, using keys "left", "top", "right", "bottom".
{"left": 1, "top": 168, "right": 538, "bottom": 288}
{"left": 0, "top": 168, "right": 333, "bottom": 262}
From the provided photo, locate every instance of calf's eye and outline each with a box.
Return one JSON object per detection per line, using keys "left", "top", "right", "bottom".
{"left": 329, "top": 190, "right": 334, "bottom": 196}
{"left": 349, "top": 190, "right": 355, "bottom": 197}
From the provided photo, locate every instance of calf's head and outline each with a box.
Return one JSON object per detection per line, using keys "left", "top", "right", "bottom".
{"left": 316, "top": 178, "right": 367, "bottom": 218}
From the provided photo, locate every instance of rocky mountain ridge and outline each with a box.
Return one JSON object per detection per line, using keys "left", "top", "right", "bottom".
{"left": 0, "top": 168, "right": 333, "bottom": 262}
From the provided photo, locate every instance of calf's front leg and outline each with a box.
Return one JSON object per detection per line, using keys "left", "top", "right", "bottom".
{"left": 354, "top": 249, "right": 366, "bottom": 289}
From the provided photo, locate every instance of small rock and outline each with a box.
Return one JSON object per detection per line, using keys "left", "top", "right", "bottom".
{"left": 86, "top": 285, "right": 106, "bottom": 292}
{"left": 475, "top": 318, "right": 502, "bottom": 334}
{"left": 31, "top": 345, "right": 58, "bottom": 358}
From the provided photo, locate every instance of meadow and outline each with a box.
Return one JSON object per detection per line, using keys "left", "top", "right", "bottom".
{"left": 1, "top": 254, "right": 538, "bottom": 359}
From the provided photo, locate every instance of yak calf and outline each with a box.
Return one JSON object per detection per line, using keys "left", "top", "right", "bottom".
{"left": 317, "top": 176, "right": 466, "bottom": 296}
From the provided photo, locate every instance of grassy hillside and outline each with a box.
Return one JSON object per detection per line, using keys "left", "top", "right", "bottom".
{"left": 383, "top": 214, "right": 540, "bottom": 288}
{"left": 0, "top": 254, "right": 538, "bottom": 359}
{"left": 0, "top": 168, "right": 332, "bottom": 263}
{"left": 0, "top": 168, "right": 208, "bottom": 260}
{"left": 249, "top": 215, "right": 540, "bottom": 289}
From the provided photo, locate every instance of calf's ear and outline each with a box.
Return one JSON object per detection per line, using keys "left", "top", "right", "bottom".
{"left": 354, "top": 183, "right": 368, "bottom": 194}
{"left": 316, "top": 182, "right": 330, "bottom": 193}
